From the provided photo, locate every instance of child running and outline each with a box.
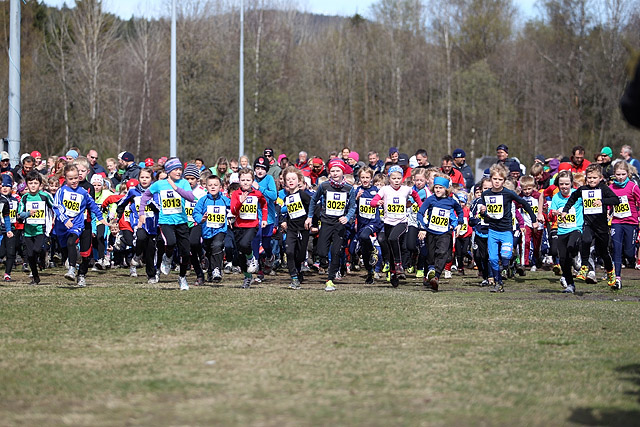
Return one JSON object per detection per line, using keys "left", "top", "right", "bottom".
{"left": 354, "top": 166, "right": 383, "bottom": 285}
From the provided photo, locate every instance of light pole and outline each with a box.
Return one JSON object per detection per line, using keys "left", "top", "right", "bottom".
{"left": 8, "top": 0, "right": 20, "bottom": 167}
{"left": 170, "top": 0, "right": 177, "bottom": 157}
{"left": 239, "top": 0, "right": 244, "bottom": 158}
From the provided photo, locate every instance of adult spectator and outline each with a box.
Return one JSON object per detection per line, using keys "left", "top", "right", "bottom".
{"left": 239, "top": 155, "right": 250, "bottom": 169}
{"left": 414, "top": 149, "right": 432, "bottom": 169}
{"left": 397, "top": 153, "right": 412, "bottom": 182}
{"left": 264, "top": 148, "right": 282, "bottom": 181}
{"left": 31, "top": 151, "right": 46, "bottom": 173}
{"left": 495, "top": 144, "right": 517, "bottom": 170}
{"left": 87, "top": 149, "right": 107, "bottom": 178}
{"left": 278, "top": 154, "right": 289, "bottom": 169}
{"left": 310, "top": 157, "right": 327, "bottom": 185}
{"left": 367, "top": 151, "right": 385, "bottom": 175}
{"left": 194, "top": 158, "right": 206, "bottom": 171}
{"left": 509, "top": 161, "right": 522, "bottom": 181}
{"left": 294, "top": 151, "right": 311, "bottom": 177}
{"left": 229, "top": 158, "right": 239, "bottom": 174}
{"left": 1, "top": 151, "right": 13, "bottom": 173}
{"left": 600, "top": 146, "right": 614, "bottom": 180}
{"left": 117, "top": 151, "right": 141, "bottom": 184}
{"left": 347, "top": 152, "right": 364, "bottom": 178}
{"left": 441, "top": 155, "right": 465, "bottom": 186}
{"left": 13, "top": 155, "right": 35, "bottom": 184}
{"left": 65, "top": 149, "right": 79, "bottom": 162}
{"left": 210, "top": 157, "right": 229, "bottom": 179}
{"left": 452, "top": 148, "right": 474, "bottom": 191}
{"left": 341, "top": 147, "right": 351, "bottom": 162}
{"left": 559, "top": 145, "right": 591, "bottom": 174}
{"left": 620, "top": 145, "right": 640, "bottom": 171}
{"left": 389, "top": 147, "right": 399, "bottom": 164}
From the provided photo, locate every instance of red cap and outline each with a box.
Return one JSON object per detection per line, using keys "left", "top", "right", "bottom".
{"left": 311, "top": 157, "right": 324, "bottom": 166}
{"left": 126, "top": 179, "right": 139, "bottom": 189}
{"left": 31, "top": 151, "right": 41, "bottom": 158}
{"left": 145, "top": 157, "right": 154, "bottom": 167}
{"left": 328, "top": 159, "right": 347, "bottom": 173}
{"left": 158, "top": 156, "right": 168, "bottom": 165}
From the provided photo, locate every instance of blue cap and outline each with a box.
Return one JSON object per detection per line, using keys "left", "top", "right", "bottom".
{"left": 456, "top": 191, "right": 468, "bottom": 204}
{"left": 388, "top": 165, "right": 403, "bottom": 176}
{"left": 2, "top": 174, "right": 13, "bottom": 187}
{"left": 452, "top": 148, "right": 466, "bottom": 159}
{"left": 66, "top": 149, "right": 79, "bottom": 159}
{"left": 496, "top": 144, "right": 508, "bottom": 153}
{"left": 434, "top": 176, "right": 450, "bottom": 189}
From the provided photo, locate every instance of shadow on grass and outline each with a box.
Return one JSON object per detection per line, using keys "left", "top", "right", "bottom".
{"left": 568, "top": 364, "right": 640, "bottom": 426}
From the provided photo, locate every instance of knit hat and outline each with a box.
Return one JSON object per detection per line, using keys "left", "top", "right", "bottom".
{"left": 31, "top": 151, "right": 41, "bottom": 159}
{"left": 311, "top": 157, "right": 324, "bottom": 166}
{"left": 327, "top": 159, "right": 347, "bottom": 173}
{"left": 183, "top": 163, "right": 200, "bottom": 179}
{"left": 496, "top": 144, "right": 508, "bottom": 153}
{"left": 120, "top": 151, "right": 134, "bottom": 162}
{"left": 164, "top": 157, "right": 182, "bottom": 174}
{"left": 388, "top": 165, "right": 403, "bottom": 176}
{"left": 158, "top": 156, "right": 168, "bottom": 165}
{"left": 90, "top": 174, "right": 103, "bottom": 185}
{"left": 278, "top": 154, "right": 287, "bottom": 164}
{"left": 253, "top": 156, "right": 270, "bottom": 172}
{"left": 1, "top": 174, "right": 13, "bottom": 187}
{"left": 434, "top": 176, "right": 450, "bottom": 189}
{"left": 263, "top": 148, "right": 275, "bottom": 158}
{"left": 601, "top": 146, "right": 613, "bottom": 158}
{"left": 144, "top": 157, "right": 154, "bottom": 167}
{"left": 509, "top": 161, "right": 521, "bottom": 173}
{"left": 348, "top": 152, "right": 359, "bottom": 162}
{"left": 66, "top": 150, "right": 78, "bottom": 159}
{"left": 126, "top": 179, "right": 139, "bottom": 189}
{"left": 389, "top": 147, "right": 398, "bottom": 156}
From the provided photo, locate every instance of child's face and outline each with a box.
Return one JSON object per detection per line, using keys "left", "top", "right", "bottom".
{"left": 482, "top": 181, "right": 492, "bottom": 192}
{"left": 207, "top": 179, "right": 221, "bottom": 196}
{"left": 474, "top": 187, "right": 481, "bottom": 199}
{"left": 329, "top": 166, "right": 343, "bottom": 181}
{"left": 558, "top": 177, "right": 572, "bottom": 196}
{"left": 66, "top": 170, "right": 79, "bottom": 189}
{"left": 186, "top": 176, "right": 198, "bottom": 188}
{"left": 285, "top": 172, "right": 300, "bottom": 191}
{"left": 491, "top": 174, "right": 505, "bottom": 190}
{"left": 106, "top": 160, "right": 116, "bottom": 172}
{"left": 239, "top": 173, "right": 253, "bottom": 191}
{"left": 93, "top": 180, "right": 103, "bottom": 193}
{"left": 169, "top": 168, "right": 182, "bottom": 181}
{"left": 434, "top": 185, "right": 446, "bottom": 198}
{"left": 586, "top": 172, "right": 601, "bottom": 187}
{"left": 614, "top": 169, "right": 628, "bottom": 182}
{"left": 1, "top": 186, "right": 11, "bottom": 196}
{"left": 76, "top": 165, "right": 89, "bottom": 181}
{"left": 27, "top": 179, "right": 40, "bottom": 194}
{"left": 255, "top": 167, "right": 266, "bottom": 179}
{"left": 139, "top": 171, "right": 152, "bottom": 188}
{"left": 413, "top": 174, "right": 426, "bottom": 189}
{"left": 521, "top": 185, "right": 534, "bottom": 196}
{"left": 48, "top": 181, "right": 59, "bottom": 193}
{"left": 359, "top": 172, "right": 372, "bottom": 188}
{"left": 389, "top": 172, "right": 403, "bottom": 188}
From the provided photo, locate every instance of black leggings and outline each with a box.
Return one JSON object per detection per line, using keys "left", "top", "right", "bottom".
{"left": 427, "top": 232, "right": 452, "bottom": 278}
{"left": 285, "top": 228, "right": 310, "bottom": 278}
{"left": 378, "top": 222, "right": 407, "bottom": 268}
{"left": 61, "top": 234, "right": 79, "bottom": 271}
{"left": 203, "top": 233, "right": 226, "bottom": 273}
{"left": 160, "top": 223, "right": 191, "bottom": 277}
{"left": 0, "top": 233, "right": 16, "bottom": 274}
{"left": 456, "top": 235, "right": 471, "bottom": 269}
{"left": 558, "top": 231, "right": 581, "bottom": 286}
{"left": 474, "top": 235, "right": 489, "bottom": 280}
{"left": 190, "top": 224, "right": 204, "bottom": 279}
{"left": 135, "top": 228, "right": 157, "bottom": 279}
{"left": 24, "top": 234, "right": 45, "bottom": 279}
{"left": 317, "top": 221, "right": 346, "bottom": 281}
{"left": 358, "top": 226, "right": 376, "bottom": 272}
{"left": 234, "top": 227, "right": 258, "bottom": 273}
{"left": 580, "top": 225, "right": 613, "bottom": 271}
{"left": 92, "top": 224, "right": 106, "bottom": 259}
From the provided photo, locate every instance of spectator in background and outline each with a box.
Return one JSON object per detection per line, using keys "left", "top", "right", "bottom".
{"left": 87, "top": 149, "right": 107, "bottom": 178}
{"left": 600, "top": 146, "right": 614, "bottom": 181}
{"left": 194, "top": 158, "right": 206, "bottom": 171}
{"left": 414, "top": 149, "right": 431, "bottom": 169}
{"left": 310, "top": 157, "right": 327, "bottom": 185}
{"left": 13, "top": 155, "right": 35, "bottom": 184}
{"left": 620, "top": 145, "right": 640, "bottom": 171}
{"left": 398, "top": 153, "right": 412, "bottom": 182}
{"left": 509, "top": 161, "right": 522, "bottom": 181}
{"left": 347, "top": 151, "right": 365, "bottom": 179}
{"left": 389, "top": 147, "right": 399, "bottom": 164}
{"left": 452, "top": 148, "right": 474, "bottom": 191}
{"left": 341, "top": 147, "right": 351, "bottom": 162}
{"left": 367, "top": 151, "right": 385, "bottom": 175}
{"left": 229, "top": 158, "right": 239, "bottom": 174}
{"left": 559, "top": 145, "right": 591, "bottom": 174}
{"left": 295, "top": 151, "right": 311, "bottom": 177}
{"left": 328, "top": 151, "right": 338, "bottom": 161}
{"left": 117, "top": 151, "right": 141, "bottom": 184}
{"left": 210, "top": 157, "right": 229, "bottom": 179}
{"left": 264, "top": 148, "right": 282, "bottom": 181}
{"left": 278, "top": 154, "right": 289, "bottom": 169}
{"left": 66, "top": 149, "right": 79, "bottom": 162}
{"left": 239, "top": 155, "right": 250, "bottom": 169}
{"left": 441, "top": 155, "right": 465, "bottom": 186}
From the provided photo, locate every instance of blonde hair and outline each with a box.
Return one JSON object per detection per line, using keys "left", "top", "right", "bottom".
{"left": 430, "top": 173, "right": 452, "bottom": 195}
{"left": 344, "top": 174, "right": 355, "bottom": 186}
{"left": 530, "top": 163, "right": 544, "bottom": 176}
{"left": 283, "top": 166, "right": 304, "bottom": 184}
{"left": 519, "top": 175, "right": 535, "bottom": 187}
{"left": 503, "top": 179, "right": 515, "bottom": 191}
{"left": 489, "top": 163, "right": 508, "bottom": 179}
{"left": 573, "top": 172, "right": 585, "bottom": 187}
{"left": 72, "top": 157, "right": 90, "bottom": 170}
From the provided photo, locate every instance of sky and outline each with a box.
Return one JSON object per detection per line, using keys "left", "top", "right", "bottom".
{"left": 41, "top": 0, "right": 539, "bottom": 20}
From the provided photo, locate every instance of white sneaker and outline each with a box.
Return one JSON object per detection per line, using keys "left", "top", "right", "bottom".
{"left": 64, "top": 266, "right": 76, "bottom": 281}
{"left": 560, "top": 276, "right": 567, "bottom": 288}
{"left": 147, "top": 276, "right": 159, "bottom": 284}
{"left": 443, "top": 270, "right": 452, "bottom": 279}
{"left": 450, "top": 265, "right": 457, "bottom": 272}
{"left": 130, "top": 255, "right": 141, "bottom": 267}
{"left": 91, "top": 265, "right": 99, "bottom": 272}
{"left": 77, "top": 275, "right": 86, "bottom": 287}
{"left": 179, "top": 276, "right": 189, "bottom": 291}
{"left": 530, "top": 265, "right": 537, "bottom": 272}
{"left": 586, "top": 271, "right": 597, "bottom": 284}
{"left": 160, "top": 254, "right": 172, "bottom": 275}
{"left": 247, "top": 257, "right": 259, "bottom": 273}
{"left": 129, "top": 266, "right": 138, "bottom": 277}
{"left": 224, "top": 262, "right": 233, "bottom": 274}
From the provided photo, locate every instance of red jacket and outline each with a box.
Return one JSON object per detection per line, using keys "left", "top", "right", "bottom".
{"left": 443, "top": 168, "right": 465, "bottom": 186}
{"left": 230, "top": 188, "right": 268, "bottom": 228}
{"left": 102, "top": 194, "right": 132, "bottom": 232}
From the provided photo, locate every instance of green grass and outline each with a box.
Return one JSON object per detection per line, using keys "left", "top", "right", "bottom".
{"left": 1, "top": 266, "right": 639, "bottom": 426}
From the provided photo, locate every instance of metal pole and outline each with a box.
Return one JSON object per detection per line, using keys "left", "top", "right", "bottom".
{"left": 8, "top": 0, "right": 20, "bottom": 168}
{"left": 170, "top": 0, "right": 177, "bottom": 157}
{"left": 239, "top": 0, "right": 244, "bottom": 158}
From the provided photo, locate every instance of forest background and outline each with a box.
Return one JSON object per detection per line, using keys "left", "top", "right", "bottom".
{"left": 0, "top": 0, "right": 638, "bottom": 166}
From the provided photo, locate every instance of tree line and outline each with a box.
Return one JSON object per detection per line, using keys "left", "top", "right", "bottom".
{"left": 0, "top": 0, "right": 638, "bottom": 167}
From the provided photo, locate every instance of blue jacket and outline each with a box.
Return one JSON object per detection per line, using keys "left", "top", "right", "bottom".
{"left": 418, "top": 195, "right": 464, "bottom": 235}
{"left": 53, "top": 185, "right": 104, "bottom": 235}
{"left": 257, "top": 174, "right": 277, "bottom": 225}
{"left": 193, "top": 193, "right": 231, "bottom": 239}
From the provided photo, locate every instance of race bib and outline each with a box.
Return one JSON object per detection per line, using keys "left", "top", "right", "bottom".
{"left": 484, "top": 195, "right": 504, "bottom": 219}
{"left": 613, "top": 195, "right": 631, "bottom": 219}
{"left": 26, "top": 200, "right": 46, "bottom": 225}
{"left": 185, "top": 201, "right": 197, "bottom": 222}
{"left": 412, "top": 203, "right": 420, "bottom": 214}
{"left": 582, "top": 189, "right": 602, "bottom": 215}
{"left": 160, "top": 190, "right": 182, "bottom": 214}
{"left": 326, "top": 191, "right": 347, "bottom": 217}
{"left": 134, "top": 196, "right": 156, "bottom": 218}
{"left": 558, "top": 207, "right": 577, "bottom": 229}
{"left": 286, "top": 193, "right": 306, "bottom": 219}
{"left": 62, "top": 191, "right": 83, "bottom": 217}
{"left": 358, "top": 197, "right": 376, "bottom": 220}
{"left": 9, "top": 199, "right": 17, "bottom": 224}
{"left": 239, "top": 196, "right": 258, "bottom": 220}
{"left": 458, "top": 216, "right": 469, "bottom": 235}
{"left": 386, "top": 196, "right": 406, "bottom": 219}
{"left": 206, "top": 205, "right": 226, "bottom": 228}
{"left": 124, "top": 204, "right": 132, "bottom": 222}
{"left": 428, "top": 208, "right": 450, "bottom": 233}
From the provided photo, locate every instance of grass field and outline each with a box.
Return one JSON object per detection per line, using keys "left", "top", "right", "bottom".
{"left": 1, "top": 265, "right": 639, "bottom": 426}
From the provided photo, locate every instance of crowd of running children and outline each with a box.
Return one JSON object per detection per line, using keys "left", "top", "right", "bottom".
{"left": 1, "top": 142, "right": 639, "bottom": 294}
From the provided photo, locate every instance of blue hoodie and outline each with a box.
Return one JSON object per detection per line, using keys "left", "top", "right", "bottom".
{"left": 193, "top": 192, "right": 231, "bottom": 239}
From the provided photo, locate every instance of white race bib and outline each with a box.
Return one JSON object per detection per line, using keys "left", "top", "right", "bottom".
{"left": 62, "top": 191, "right": 83, "bottom": 217}
{"left": 613, "top": 195, "right": 631, "bottom": 219}
{"left": 8, "top": 199, "right": 17, "bottom": 224}
{"left": 458, "top": 216, "right": 469, "bottom": 235}
{"left": 558, "top": 207, "right": 577, "bottom": 229}
{"left": 239, "top": 196, "right": 258, "bottom": 220}
{"left": 484, "top": 195, "right": 504, "bottom": 219}
{"left": 582, "top": 189, "right": 602, "bottom": 215}
{"left": 326, "top": 191, "right": 347, "bottom": 217}
{"left": 185, "top": 201, "right": 197, "bottom": 223}
{"left": 206, "top": 205, "right": 226, "bottom": 228}
{"left": 160, "top": 190, "right": 182, "bottom": 214}
{"left": 286, "top": 193, "right": 306, "bottom": 219}
{"left": 386, "top": 196, "right": 407, "bottom": 219}
{"left": 135, "top": 196, "right": 156, "bottom": 219}
{"left": 428, "top": 208, "right": 450, "bottom": 233}
{"left": 358, "top": 197, "right": 376, "bottom": 220}
{"left": 26, "top": 200, "right": 46, "bottom": 225}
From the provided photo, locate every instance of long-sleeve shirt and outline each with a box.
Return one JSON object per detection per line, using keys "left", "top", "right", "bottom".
{"left": 550, "top": 189, "right": 584, "bottom": 235}
{"left": 562, "top": 181, "right": 620, "bottom": 232}
{"left": 117, "top": 187, "right": 160, "bottom": 234}
{"left": 417, "top": 194, "right": 464, "bottom": 235}
{"left": 53, "top": 185, "right": 104, "bottom": 233}
{"left": 256, "top": 174, "right": 278, "bottom": 225}
{"left": 193, "top": 192, "right": 231, "bottom": 238}
{"left": 18, "top": 191, "right": 55, "bottom": 237}
{"left": 141, "top": 178, "right": 193, "bottom": 225}
{"left": 477, "top": 188, "right": 536, "bottom": 233}
{"left": 609, "top": 180, "right": 640, "bottom": 225}
{"left": 307, "top": 181, "right": 357, "bottom": 225}
{"left": 370, "top": 185, "right": 422, "bottom": 226}
{"left": 230, "top": 188, "right": 268, "bottom": 229}
{"left": 355, "top": 185, "right": 382, "bottom": 231}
